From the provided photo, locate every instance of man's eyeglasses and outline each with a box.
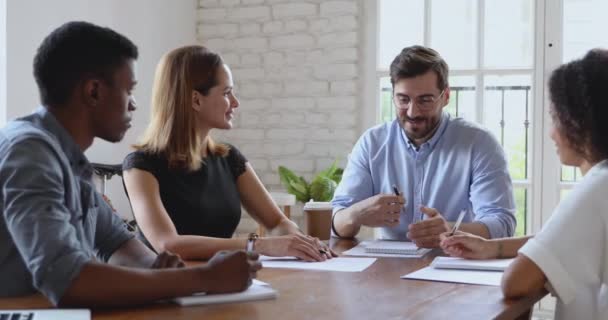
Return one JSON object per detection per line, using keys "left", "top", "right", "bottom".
{"left": 393, "top": 89, "right": 446, "bottom": 110}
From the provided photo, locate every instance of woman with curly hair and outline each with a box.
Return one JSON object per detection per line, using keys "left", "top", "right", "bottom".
{"left": 440, "top": 49, "right": 608, "bottom": 319}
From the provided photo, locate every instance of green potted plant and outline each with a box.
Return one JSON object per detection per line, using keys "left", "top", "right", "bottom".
{"left": 278, "top": 161, "right": 343, "bottom": 203}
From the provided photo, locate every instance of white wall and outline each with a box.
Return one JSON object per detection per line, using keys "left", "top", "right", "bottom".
{"left": 5, "top": 0, "right": 197, "bottom": 218}
{"left": 196, "top": 0, "right": 365, "bottom": 233}
{"left": 0, "top": 0, "right": 6, "bottom": 126}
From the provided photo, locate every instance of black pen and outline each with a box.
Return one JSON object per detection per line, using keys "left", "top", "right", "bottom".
{"left": 392, "top": 184, "right": 400, "bottom": 196}
{"left": 391, "top": 185, "right": 402, "bottom": 224}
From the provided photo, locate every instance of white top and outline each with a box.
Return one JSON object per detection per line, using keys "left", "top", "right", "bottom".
{"left": 519, "top": 160, "right": 608, "bottom": 320}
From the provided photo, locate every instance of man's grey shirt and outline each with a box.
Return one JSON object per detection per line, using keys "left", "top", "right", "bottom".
{"left": 0, "top": 107, "right": 134, "bottom": 305}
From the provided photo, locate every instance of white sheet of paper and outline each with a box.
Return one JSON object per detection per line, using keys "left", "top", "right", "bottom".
{"left": 172, "top": 281, "right": 277, "bottom": 306}
{"left": 342, "top": 241, "right": 431, "bottom": 258}
{"left": 401, "top": 266, "right": 503, "bottom": 286}
{"left": 252, "top": 279, "right": 270, "bottom": 286}
{"left": 431, "top": 257, "right": 515, "bottom": 271}
{"left": 260, "top": 256, "right": 376, "bottom": 272}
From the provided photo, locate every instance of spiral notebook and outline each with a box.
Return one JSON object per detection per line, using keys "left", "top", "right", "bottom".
{"left": 363, "top": 240, "right": 431, "bottom": 256}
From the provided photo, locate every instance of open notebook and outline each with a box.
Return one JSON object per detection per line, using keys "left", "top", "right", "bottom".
{"left": 172, "top": 280, "right": 277, "bottom": 306}
{"left": 364, "top": 240, "right": 431, "bottom": 256}
{"left": 0, "top": 309, "right": 90, "bottom": 320}
{"left": 402, "top": 257, "right": 515, "bottom": 286}
{"left": 431, "top": 257, "right": 514, "bottom": 271}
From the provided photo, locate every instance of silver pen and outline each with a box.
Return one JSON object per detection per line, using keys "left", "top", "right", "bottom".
{"left": 448, "top": 210, "right": 467, "bottom": 236}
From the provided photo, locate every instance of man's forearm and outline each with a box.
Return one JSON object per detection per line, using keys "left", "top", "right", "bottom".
{"left": 333, "top": 208, "right": 360, "bottom": 238}
{"left": 59, "top": 262, "right": 208, "bottom": 307}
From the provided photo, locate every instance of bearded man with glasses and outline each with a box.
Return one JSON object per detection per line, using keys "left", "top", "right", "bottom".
{"left": 331, "top": 45, "right": 516, "bottom": 247}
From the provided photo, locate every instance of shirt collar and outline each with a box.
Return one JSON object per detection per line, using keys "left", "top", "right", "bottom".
{"left": 35, "top": 106, "right": 93, "bottom": 179}
{"left": 403, "top": 112, "right": 451, "bottom": 151}
{"left": 585, "top": 159, "right": 608, "bottom": 178}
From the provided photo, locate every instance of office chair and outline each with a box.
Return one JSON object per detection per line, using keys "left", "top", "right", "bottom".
{"left": 91, "top": 163, "right": 137, "bottom": 232}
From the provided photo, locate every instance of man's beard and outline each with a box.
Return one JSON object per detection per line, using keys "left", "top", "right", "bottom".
{"left": 399, "top": 114, "right": 440, "bottom": 140}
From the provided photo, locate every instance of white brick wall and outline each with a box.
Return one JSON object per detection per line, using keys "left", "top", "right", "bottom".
{"left": 197, "top": 0, "right": 362, "bottom": 234}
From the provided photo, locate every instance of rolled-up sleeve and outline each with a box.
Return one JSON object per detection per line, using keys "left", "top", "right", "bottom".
{"left": 0, "top": 137, "right": 91, "bottom": 305}
{"left": 331, "top": 134, "right": 374, "bottom": 214}
{"left": 470, "top": 131, "right": 517, "bottom": 238}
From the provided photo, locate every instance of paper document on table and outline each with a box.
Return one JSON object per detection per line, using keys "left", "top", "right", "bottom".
{"left": 431, "top": 257, "right": 515, "bottom": 271}
{"left": 402, "top": 266, "right": 503, "bottom": 286}
{"left": 342, "top": 240, "right": 431, "bottom": 258}
{"left": 260, "top": 256, "right": 376, "bottom": 272}
{"left": 172, "top": 279, "right": 277, "bottom": 306}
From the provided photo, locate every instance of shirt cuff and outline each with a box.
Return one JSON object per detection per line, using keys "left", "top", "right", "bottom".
{"left": 519, "top": 238, "right": 577, "bottom": 305}
{"left": 474, "top": 215, "right": 511, "bottom": 239}
{"left": 332, "top": 206, "right": 346, "bottom": 215}
{"left": 38, "top": 251, "right": 91, "bottom": 306}
{"left": 97, "top": 228, "right": 135, "bottom": 262}
{"left": 330, "top": 208, "right": 352, "bottom": 238}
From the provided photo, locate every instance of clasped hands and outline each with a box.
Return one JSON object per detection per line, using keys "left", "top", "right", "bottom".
{"left": 353, "top": 194, "right": 450, "bottom": 248}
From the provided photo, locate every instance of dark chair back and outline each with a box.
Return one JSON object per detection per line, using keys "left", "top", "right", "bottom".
{"left": 91, "top": 163, "right": 137, "bottom": 232}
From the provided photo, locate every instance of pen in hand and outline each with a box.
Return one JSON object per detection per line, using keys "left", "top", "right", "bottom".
{"left": 448, "top": 209, "right": 467, "bottom": 236}
{"left": 391, "top": 185, "right": 402, "bottom": 224}
{"left": 392, "top": 184, "right": 400, "bottom": 196}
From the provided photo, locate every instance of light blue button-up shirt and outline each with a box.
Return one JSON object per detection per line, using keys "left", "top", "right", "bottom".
{"left": 332, "top": 113, "right": 516, "bottom": 239}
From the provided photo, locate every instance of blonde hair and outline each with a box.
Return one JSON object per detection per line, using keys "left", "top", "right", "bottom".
{"left": 134, "top": 45, "right": 229, "bottom": 171}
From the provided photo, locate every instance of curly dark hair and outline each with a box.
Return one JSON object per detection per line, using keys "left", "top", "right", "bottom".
{"left": 33, "top": 21, "right": 138, "bottom": 107}
{"left": 549, "top": 48, "right": 608, "bottom": 162}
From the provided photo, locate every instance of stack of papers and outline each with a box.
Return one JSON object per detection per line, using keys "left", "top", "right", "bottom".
{"left": 172, "top": 279, "right": 277, "bottom": 306}
{"left": 260, "top": 256, "right": 376, "bottom": 272}
{"left": 401, "top": 257, "right": 515, "bottom": 286}
{"left": 431, "top": 257, "right": 514, "bottom": 271}
{"left": 343, "top": 240, "right": 432, "bottom": 258}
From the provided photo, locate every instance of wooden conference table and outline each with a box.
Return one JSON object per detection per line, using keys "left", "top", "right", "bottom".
{"left": 0, "top": 238, "right": 546, "bottom": 319}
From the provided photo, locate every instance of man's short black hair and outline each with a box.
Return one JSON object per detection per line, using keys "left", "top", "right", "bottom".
{"left": 33, "top": 21, "right": 138, "bottom": 107}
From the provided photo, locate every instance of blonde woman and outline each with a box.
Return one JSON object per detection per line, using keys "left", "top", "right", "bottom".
{"left": 123, "top": 45, "right": 334, "bottom": 261}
